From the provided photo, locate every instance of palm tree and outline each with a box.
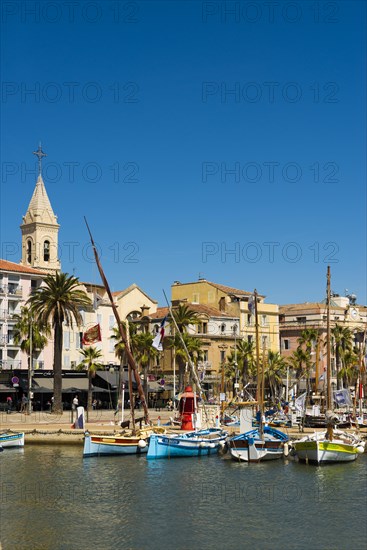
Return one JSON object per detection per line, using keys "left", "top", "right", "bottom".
{"left": 111, "top": 324, "right": 158, "bottom": 405}
{"left": 13, "top": 306, "right": 49, "bottom": 367}
{"left": 264, "top": 351, "right": 287, "bottom": 404}
{"left": 331, "top": 325, "right": 354, "bottom": 389}
{"left": 27, "top": 272, "right": 91, "bottom": 413}
{"left": 297, "top": 329, "right": 320, "bottom": 393}
{"left": 169, "top": 331, "right": 203, "bottom": 389}
{"left": 76, "top": 346, "right": 104, "bottom": 420}
{"left": 236, "top": 339, "right": 255, "bottom": 388}
{"left": 338, "top": 349, "right": 359, "bottom": 389}
{"left": 134, "top": 331, "right": 158, "bottom": 403}
{"left": 170, "top": 305, "right": 200, "bottom": 390}
{"left": 172, "top": 304, "right": 199, "bottom": 333}
{"left": 286, "top": 348, "right": 311, "bottom": 395}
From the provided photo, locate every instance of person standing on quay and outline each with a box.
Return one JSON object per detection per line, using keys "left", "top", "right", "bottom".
{"left": 71, "top": 395, "right": 78, "bottom": 423}
{"left": 6, "top": 395, "right": 13, "bottom": 414}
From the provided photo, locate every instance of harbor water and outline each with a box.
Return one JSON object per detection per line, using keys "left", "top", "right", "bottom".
{"left": 1, "top": 445, "right": 366, "bottom": 550}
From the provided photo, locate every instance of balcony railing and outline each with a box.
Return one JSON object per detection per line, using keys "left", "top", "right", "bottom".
{"left": 0, "top": 360, "right": 22, "bottom": 369}
{"left": 197, "top": 360, "right": 212, "bottom": 369}
{"left": 7, "top": 285, "right": 23, "bottom": 298}
{"left": 0, "top": 309, "right": 10, "bottom": 320}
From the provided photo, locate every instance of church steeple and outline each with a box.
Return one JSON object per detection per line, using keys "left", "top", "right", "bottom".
{"left": 20, "top": 145, "right": 61, "bottom": 274}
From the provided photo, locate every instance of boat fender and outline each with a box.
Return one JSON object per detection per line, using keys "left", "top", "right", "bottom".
{"left": 199, "top": 441, "right": 207, "bottom": 448}
{"left": 138, "top": 439, "right": 147, "bottom": 448}
{"left": 208, "top": 442, "right": 216, "bottom": 449}
{"left": 283, "top": 442, "right": 289, "bottom": 457}
{"left": 356, "top": 445, "right": 365, "bottom": 454}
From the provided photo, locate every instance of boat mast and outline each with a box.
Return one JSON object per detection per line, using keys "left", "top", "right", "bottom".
{"left": 163, "top": 290, "right": 203, "bottom": 397}
{"left": 84, "top": 218, "right": 149, "bottom": 426}
{"left": 254, "top": 289, "right": 263, "bottom": 436}
{"left": 326, "top": 265, "right": 333, "bottom": 440}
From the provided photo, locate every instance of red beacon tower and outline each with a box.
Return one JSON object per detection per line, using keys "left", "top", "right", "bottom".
{"left": 179, "top": 386, "right": 198, "bottom": 430}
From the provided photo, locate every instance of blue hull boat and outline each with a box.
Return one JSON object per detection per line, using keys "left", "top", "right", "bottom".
{"left": 147, "top": 428, "right": 228, "bottom": 459}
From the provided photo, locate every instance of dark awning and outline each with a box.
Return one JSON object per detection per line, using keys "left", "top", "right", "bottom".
{"left": 0, "top": 384, "right": 17, "bottom": 393}
{"left": 32, "top": 378, "right": 89, "bottom": 392}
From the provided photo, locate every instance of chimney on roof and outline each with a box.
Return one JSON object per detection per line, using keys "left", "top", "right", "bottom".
{"left": 219, "top": 296, "right": 226, "bottom": 312}
{"left": 173, "top": 281, "right": 181, "bottom": 285}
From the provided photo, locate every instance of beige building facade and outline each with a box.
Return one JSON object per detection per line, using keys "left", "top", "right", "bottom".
{"left": 171, "top": 279, "right": 280, "bottom": 354}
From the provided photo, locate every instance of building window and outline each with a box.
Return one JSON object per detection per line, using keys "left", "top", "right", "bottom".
{"left": 296, "top": 316, "right": 307, "bottom": 323}
{"left": 43, "top": 240, "right": 50, "bottom": 262}
{"left": 261, "top": 315, "right": 267, "bottom": 326}
{"left": 109, "top": 338, "right": 115, "bottom": 353}
{"left": 64, "top": 331, "right": 70, "bottom": 350}
{"left": 192, "top": 293, "right": 199, "bottom": 303}
{"left": 64, "top": 355, "right": 70, "bottom": 368}
{"left": 203, "top": 350, "right": 208, "bottom": 362}
{"left": 109, "top": 315, "right": 115, "bottom": 330}
{"left": 220, "top": 350, "right": 226, "bottom": 363}
{"left": 221, "top": 323, "right": 226, "bottom": 333}
{"left": 27, "top": 240, "right": 32, "bottom": 264}
{"left": 262, "top": 336, "right": 268, "bottom": 348}
{"left": 202, "top": 322, "right": 207, "bottom": 334}
{"left": 248, "top": 335, "right": 253, "bottom": 343}
{"left": 283, "top": 339, "right": 290, "bottom": 350}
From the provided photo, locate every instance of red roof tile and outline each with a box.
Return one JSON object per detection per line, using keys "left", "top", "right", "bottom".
{"left": 0, "top": 259, "right": 45, "bottom": 275}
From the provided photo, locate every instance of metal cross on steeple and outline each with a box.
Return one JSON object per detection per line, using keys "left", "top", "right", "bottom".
{"left": 33, "top": 143, "right": 47, "bottom": 176}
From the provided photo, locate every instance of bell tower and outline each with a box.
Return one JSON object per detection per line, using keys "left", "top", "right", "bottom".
{"left": 20, "top": 144, "right": 61, "bottom": 274}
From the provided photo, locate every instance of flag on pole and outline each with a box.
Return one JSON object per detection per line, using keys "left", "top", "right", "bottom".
{"left": 152, "top": 316, "right": 167, "bottom": 351}
{"left": 295, "top": 392, "right": 307, "bottom": 413}
{"left": 319, "top": 368, "right": 326, "bottom": 381}
{"left": 248, "top": 295, "right": 255, "bottom": 316}
{"left": 333, "top": 389, "right": 352, "bottom": 407}
{"left": 82, "top": 324, "right": 102, "bottom": 345}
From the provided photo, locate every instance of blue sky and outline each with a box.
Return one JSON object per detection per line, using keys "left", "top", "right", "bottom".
{"left": 1, "top": 1, "right": 366, "bottom": 306}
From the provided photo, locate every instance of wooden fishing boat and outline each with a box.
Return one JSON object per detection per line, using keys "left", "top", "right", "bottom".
{"left": 83, "top": 431, "right": 150, "bottom": 457}
{"left": 292, "top": 267, "right": 365, "bottom": 464}
{"left": 147, "top": 428, "right": 227, "bottom": 459}
{"left": 0, "top": 432, "right": 25, "bottom": 447}
{"left": 229, "top": 426, "right": 289, "bottom": 462}
{"left": 82, "top": 221, "right": 151, "bottom": 458}
{"left": 291, "top": 429, "right": 364, "bottom": 463}
{"left": 228, "top": 291, "right": 288, "bottom": 462}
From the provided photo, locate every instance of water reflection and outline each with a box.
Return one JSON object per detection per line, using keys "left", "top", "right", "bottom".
{"left": 1, "top": 446, "right": 366, "bottom": 549}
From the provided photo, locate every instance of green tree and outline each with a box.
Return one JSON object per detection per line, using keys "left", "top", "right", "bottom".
{"left": 286, "top": 348, "right": 311, "bottom": 394}
{"left": 264, "top": 351, "right": 287, "bottom": 403}
{"left": 27, "top": 272, "right": 91, "bottom": 413}
{"left": 134, "top": 331, "right": 158, "bottom": 402}
{"left": 338, "top": 349, "right": 359, "bottom": 389}
{"left": 297, "top": 329, "right": 320, "bottom": 393}
{"left": 236, "top": 339, "right": 256, "bottom": 387}
{"left": 331, "top": 325, "right": 354, "bottom": 389}
{"left": 170, "top": 305, "right": 200, "bottom": 390}
{"left": 76, "top": 346, "right": 104, "bottom": 420}
{"left": 13, "top": 305, "right": 49, "bottom": 366}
